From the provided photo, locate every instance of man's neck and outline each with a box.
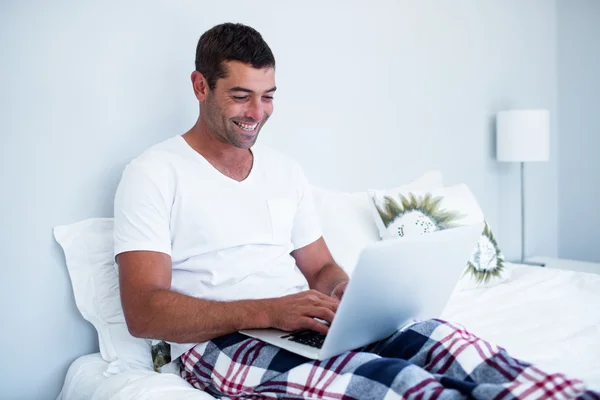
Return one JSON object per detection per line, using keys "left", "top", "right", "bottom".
{"left": 182, "top": 119, "right": 254, "bottom": 182}
{"left": 183, "top": 119, "right": 251, "bottom": 164}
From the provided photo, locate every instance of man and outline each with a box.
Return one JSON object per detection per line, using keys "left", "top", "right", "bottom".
{"left": 114, "top": 23, "right": 597, "bottom": 399}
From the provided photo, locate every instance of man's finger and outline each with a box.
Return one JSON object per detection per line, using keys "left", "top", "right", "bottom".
{"left": 314, "top": 289, "right": 340, "bottom": 301}
{"left": 308, "top": 291, "right": 339, "bottom": 306}
{"left": 318, "top": 298, "right": 338, "bottom": 314}
{"left": 310, "top": 307, "right": 335, "bottom": 325}
{"left": 303, "top": 291, "right": 338, "bottom": 310}
{"left": 304, "top": 318, "right": 329, "bottom": 335}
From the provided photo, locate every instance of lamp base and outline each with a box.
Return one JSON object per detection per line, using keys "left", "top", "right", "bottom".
{"left": 512, "top": 258, "right": 546, "bottom": 267}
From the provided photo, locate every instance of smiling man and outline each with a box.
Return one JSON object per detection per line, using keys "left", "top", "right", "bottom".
{"left": 113, "top": 23, "right": 597, "bottom": 399}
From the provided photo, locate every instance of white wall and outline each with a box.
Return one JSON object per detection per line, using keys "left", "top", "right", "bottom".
{"left": 0, "top": 1, "right": 558, "bottom": 398}
{"left": 557, "top": 0, "right": 600, "bottom": 262}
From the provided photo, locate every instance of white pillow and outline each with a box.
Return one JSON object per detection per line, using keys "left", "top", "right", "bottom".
{"left": 368, "top": 183, "right": 509, "bottom": 289}
{"left": 312, "top": 171, "right": 444, "bottom": 275}
{"left": 53, "top": 218, "right": 153, "bottom": 375}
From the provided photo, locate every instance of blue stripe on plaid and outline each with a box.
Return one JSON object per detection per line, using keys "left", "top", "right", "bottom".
{"left": 353, "top": 358, "right": 413, "bottom": 387}
{"left": 372, "top": 326, "right": 431, "bottom": 360}
{"left": 180, "top": 319, "right": 600, "bottom": 400}
{"left": 440, "top": 376, "right": 477, "bottom": 396}
{"left": 211, "top": 332, "right": 249, "bottom": 349}
{"left": 579, "top": 391, "right": 600, "bottom": 400}
{"left": 266, "top": 345, "right": 310, "bottom": 373}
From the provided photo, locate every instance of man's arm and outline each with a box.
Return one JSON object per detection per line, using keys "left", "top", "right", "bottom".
{"left": 292, "top": 237, "right": 349, "bottom": 300}
{"left": 118, "top": 250, "right": 338, "bottom": 342}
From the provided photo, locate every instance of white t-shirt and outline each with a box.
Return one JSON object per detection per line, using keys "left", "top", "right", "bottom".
{"left": 113, "top": 135, "right": 323, "bottom": 360}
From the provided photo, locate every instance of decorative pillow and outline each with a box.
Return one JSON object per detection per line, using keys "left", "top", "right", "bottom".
{"left": 312, "top": 170, "right": 444, "bottom": 275}
{"left": 462, "top": 220, "right": 506, "bottom": 287}
{"left": 53, "top": 218, "right": 153, "bottom": 375}
{"left": 368, "top": 184, "right": 508, "bottom": 289}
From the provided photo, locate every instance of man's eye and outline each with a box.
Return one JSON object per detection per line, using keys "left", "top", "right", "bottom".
{"left": 233, "top": 96, "right": 248, "bottom": 100}
{"left": 263, "top": 96, "right": 274, "bottom": 101}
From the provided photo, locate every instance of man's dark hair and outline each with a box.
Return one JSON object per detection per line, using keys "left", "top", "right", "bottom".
{"left": 195, "top": 23, "right": 275, "bottom": 90}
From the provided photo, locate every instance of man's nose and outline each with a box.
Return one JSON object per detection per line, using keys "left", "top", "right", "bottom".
{"left": 244, "top": 98, "right": 263, "bottom": 122}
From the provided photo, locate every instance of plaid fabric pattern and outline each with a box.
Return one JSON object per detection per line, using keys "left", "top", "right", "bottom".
{"left": 180, "top": 319, "right": 599, "bottom": 400}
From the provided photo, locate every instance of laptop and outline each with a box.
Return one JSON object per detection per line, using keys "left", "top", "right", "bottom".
{"left": 239, "top": 222, "right": 484, "bottom": 360}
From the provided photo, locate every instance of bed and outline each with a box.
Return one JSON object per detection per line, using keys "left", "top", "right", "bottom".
{"left": 53, "top": 175, "right": 600, "bottom": 399}
{"left": 56, "top": 262, "right": 600, "bottom": 399}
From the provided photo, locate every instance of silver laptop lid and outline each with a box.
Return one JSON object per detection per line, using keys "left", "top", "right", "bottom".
{"left": 319, "top": 223, "right": 484, "bottom": 359}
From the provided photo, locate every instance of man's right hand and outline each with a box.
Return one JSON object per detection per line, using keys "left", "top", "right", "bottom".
{"left": 264, "top": 290, "right": 339, "bottom": 335}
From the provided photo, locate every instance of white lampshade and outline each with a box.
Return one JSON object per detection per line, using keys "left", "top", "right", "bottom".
{"left": 496, "top": 109, "right": 550, "bottom": 162}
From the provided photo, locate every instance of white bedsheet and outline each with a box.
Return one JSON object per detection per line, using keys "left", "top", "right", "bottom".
{"left": 441, "top": 263, "right": 600, "bottom": 391}
{"left": 56, "top": 354, "right": 110, "bottom": 400}
{"left": 90, "top": 368, "right": 215, "bottom": 400}
{"left": 58, "top": 263, "right": 600, "bottom": 399}
{"left": 57, "top": 353, "right": 215, "bottom": 400}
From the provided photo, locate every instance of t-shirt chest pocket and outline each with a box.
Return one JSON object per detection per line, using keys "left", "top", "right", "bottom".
{"left": 267, "top": 198, "right": 297, "bottom": 244}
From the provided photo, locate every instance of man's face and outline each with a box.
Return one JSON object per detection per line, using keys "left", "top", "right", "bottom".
{"left": 202, "top": 60, "right": 276, "bottom": 149}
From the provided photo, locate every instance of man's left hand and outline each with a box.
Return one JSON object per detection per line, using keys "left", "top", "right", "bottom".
{"left": 331, "top": 281, "right": 348, "bottom": 301}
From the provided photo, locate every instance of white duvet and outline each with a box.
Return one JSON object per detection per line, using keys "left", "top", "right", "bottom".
{"left": 442, "top": 264, "right": 600, "bottom": 392}
{"left": 58, "top": 264, "right": 600, "bottom": 400}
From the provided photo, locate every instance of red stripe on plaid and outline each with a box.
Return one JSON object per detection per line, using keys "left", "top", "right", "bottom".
{"left": 230, "top": 340, "right": 265, "bottom": 393}
{"left": 509, "top": 367, "right": 585, "bottom": 400}
{"left": 222, "top": 337, "right": 255, "bottom": 392}
{"left": 310, "top": 357, "right": 336, "bottom": 397}
{"left": 436, "top": 328, "right": 481, "bottom": 374}
{"left": 260, "top": 380, "right": 346, "bottom": 399}
{"left": 447, "top": 322, "right": 587, "bottom": 400}
{"left": 186, "top": 344, "right": 258, "bottom": 396}
{"left": 180, "top": 368, "right": 202, "bottom": 390}
{"left": 451, "top": 320, "right": 585, "bottom": 400}
{"left": 181, "top": 348, "right": 212, "bottom": 391}
{"left": 528, "top": 372, "right": 569, "bottom": 399}
{"left": 426, "top": 323, "right": 485, "bottom": 371}
{"left": 432, "top": 386, "right": 446, "bottom": 399}
{"left": 258, "top": 352, "right": 358, "bottom": 400}
{"left": 425, "top": 322, "right": 472, "bottom": 368}
{"left": 179, "top": 354, "right": 204, "bottom": 390}
{"left": 429, "top": 320, "right": 587, "bottom": 400}
{"left": 428, "top": 321, "right": 519, "bottom": 382}
{"left": 221, "top": 339, "right": 265, "bottom": 396}
{"left": 403, "top": 377, "right": 442, "bottom": 399}
{"left": 318, "top": 352, "right": 358, "bottom": 397}
{"left": 305, "top": 359, "right": 322, "bottom": 396}
{"left": 185, "top": 351, "right": 219, "bottom": 388}
{"left": 208, "top": 364, "right": 258, "bottom": 396}
{"left": 455, "top": 332, "right": 517, "bottom": 381}
{"left": 492, "top": 387, "right": 514, "bottom": 400}
{"left": 483, "top": 339, "right": 587, "bottom": 399}
{"left": 478, "top": 339, "right": 536, "bottom": 384}
{"left": 305, "top": 353, "right": 352, "bottom": 398}
{"left": 542, "top": 374, "right": 582, "bottom": 399}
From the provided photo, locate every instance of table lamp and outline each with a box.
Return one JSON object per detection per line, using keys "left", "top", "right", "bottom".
{"left": 496, "top": 109, "right": 550, "bottom": 264}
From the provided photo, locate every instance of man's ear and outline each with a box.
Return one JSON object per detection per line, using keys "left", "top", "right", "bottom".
{"left": 191, "top": 71, "right": 209, "bottom": 101}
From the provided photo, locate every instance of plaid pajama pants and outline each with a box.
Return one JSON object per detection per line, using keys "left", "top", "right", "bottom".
{"left": 180, "top": 319, "right": 599, "bottom": 399}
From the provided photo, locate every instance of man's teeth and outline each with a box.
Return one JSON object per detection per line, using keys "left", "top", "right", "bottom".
{"left": 234, "top": 121, "right": 258, "bottom": 131}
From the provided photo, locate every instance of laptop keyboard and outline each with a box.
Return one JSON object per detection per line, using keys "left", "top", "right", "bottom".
{"left": 281, "top": 330, "right": 326, "bottom": 349}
